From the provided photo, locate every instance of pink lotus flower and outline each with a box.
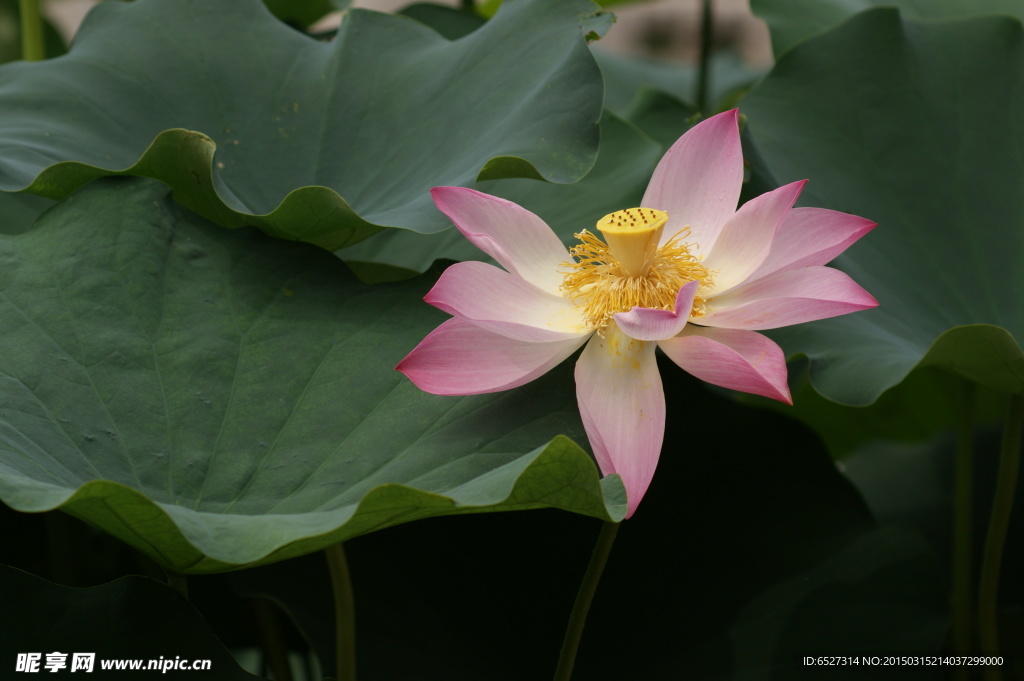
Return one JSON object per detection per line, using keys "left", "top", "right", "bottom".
{"left": 397, "top": 109, "right": 877, "bottom": 517}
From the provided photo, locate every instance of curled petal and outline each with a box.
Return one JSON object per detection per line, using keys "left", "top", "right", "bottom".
{"left": 747, "top": 207, "right": 877, "bottom": 282}
{"left": 612, "top": 281, "right": 698, "bottom": 341}
{"left": 575, "top": 326, "right": 664, "bottom": 518}
{"left": 431, "top": 186, "right": 570, "bottom": 295}
{"left": 642, "top": 109, "right": 744, "bottom": 257}
{"left": 701, "top": 180, "right": 806, "bottom": 295}
{"left": 701, "top": 266, "right": 879, "bottom": 330}
{"left": 425, "top": 261, "right": 589, "bottom": 342}
{"left": 659, "top": 327, "right": 791, "bottom": 403}
{"left": 397, "top": 317, "right": 588, "bottom": 395}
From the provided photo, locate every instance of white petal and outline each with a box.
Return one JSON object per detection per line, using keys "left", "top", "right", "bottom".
{"left": 641, "top": 109, "right": 744, "bottom": 258}
{"left": 425, "top": 261, "right": 588, "bottom": 342}
{"left": 701, "top": 266, "right": 879, "bottom": 330}
{"left": 431, "top": 186, "right": 570, "bottom": 295}
{"left": 575, "top": 326, "right": 664, "bottom": 518}
{"left": 659, "top": 327, "right": 791, "bottom": 403}
{"left": 701, "top": 180, "right": 805, "bottom": 295}
{"left": 397, "top": 318, "right": 588, "bottom": 395}
{"left": 745, "top": 206, "right": 877, "bottom": 282}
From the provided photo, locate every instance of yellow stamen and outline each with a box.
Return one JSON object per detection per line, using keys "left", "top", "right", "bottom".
{"left": 561, "top": 208, "right": 714, "bottom": 331}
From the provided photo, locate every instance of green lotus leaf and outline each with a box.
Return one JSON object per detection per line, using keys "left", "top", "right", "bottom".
{"left": 338, "top": 110, "right": 663, "bottom": 272}
{"left": 0, "top": 177, "right": 624, "bottom": 574}
{"left": 392, "top": 3, "right": 756, "bottom": 123}
{"left": 0, "top": 0, "right": 604, "bottom": 249}
{"left": 0, "top": 566, "right": 262, "bottom": 678}
{"left": 743, "top": 9, "right": 1024, "bottom": 404}
{"left": 751, "top": 0, "right": 1024, "bottom": 57}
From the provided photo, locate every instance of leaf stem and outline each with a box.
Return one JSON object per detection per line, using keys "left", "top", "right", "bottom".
{"left": 952, "top": 382, "right": 974, "bottom": 679}
{"left": 696, "top": 0, "right": 713, "bottom": 113}
{"left": 553, "top": 520, "right": 620, "bottom": 681}
{"left": 977, "top": 392, "right": 1023, "bottom": 680}
{"left": 253, "top": 598, "right": 293, "bottom": 681}
{"left": 326, "top": 542, "right": 356, "bottom": 681}
{"left": 18, "top": 0, "right": 45, "bottom": 62}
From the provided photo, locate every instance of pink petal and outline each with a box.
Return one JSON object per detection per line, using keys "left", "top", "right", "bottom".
{"left": 431, "top": 187, "right": 570, "bottom": 295}
{"left": 701, "top": 180, "right": 806, "bottom": 295}
{"left": 700, "top": 266, "right": 879, "bottom": 330}
{"left": 641, "top": 109, "right": 744, "bottom": 258}
{"left": 575, "top": 326, "right": 664, "bottom": 518}
{"left": 397, "top": 317, "right": 588, "bottom": 395}
{"left": 659, "top": 327, "right": 791, "bottom": 403}
{"left": 425, "top": 261, "right": 589, "bottom": 342}
{"left": 746, "top": 207, "right": 877, "bottom": 282}
{"left": 612, "top": 281, "right": 699, "bottom": 341}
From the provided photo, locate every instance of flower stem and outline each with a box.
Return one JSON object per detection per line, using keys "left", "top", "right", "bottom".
{"left": 952, "top": 382, "right": 974, "bottom": 679}
{"left": 977, "top": 392, "right": 1023, "bottom": 679}
{"left": 696, "top": 0, "right": 713, "bottom": 114}
{"left": 553, "top": 521, "right": 620, "bottom": 681}
{"left": 18, "top": 0, "right": 45, "bottom": 62}
{"left": 326, "top": 542, "right": 357, "bottom": 681}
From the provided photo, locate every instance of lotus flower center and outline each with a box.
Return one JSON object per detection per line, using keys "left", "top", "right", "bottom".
{"left": 560, "top": 207, "right": 714, "bottom": 330}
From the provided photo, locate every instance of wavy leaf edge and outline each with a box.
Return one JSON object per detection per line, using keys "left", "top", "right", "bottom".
{"left": 0, "top": 434, "right": 626, "bottom": 573}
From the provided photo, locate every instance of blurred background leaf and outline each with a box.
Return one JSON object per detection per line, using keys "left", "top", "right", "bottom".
{"left": 262, "top": 0, "right": 350, "bottom": 29}
{"left": 0, "top": 566, "right": 264, "bottom": 679}
{"left": 0, "top": 0, "right": 65, "bottom": 62}
{"left": 744, "top": 9, "right": 1024, "bottom": 406}
{"left": 751, "top": 0, "right": 1024, "bottom": 57}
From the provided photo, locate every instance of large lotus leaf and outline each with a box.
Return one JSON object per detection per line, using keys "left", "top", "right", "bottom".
{"left": 751, "top": 0, "right": 1024, "bottom": 57}
{"left": 338, "top": 110, "right": 664, "bottom": 272}
{"left": 0, "top": 177, "right": 624, "bottom": 574}
{"left": 742, "top": 9, "right": 1024, "bottom": 405}
{"left": 0, "top": 566, "right": 262, "bottom": 679}
{"left": 393, "top": 3, "right": 756, "bottom": 122}
{"left": 0, "top": 0, "right": 604, "bottom": 250}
